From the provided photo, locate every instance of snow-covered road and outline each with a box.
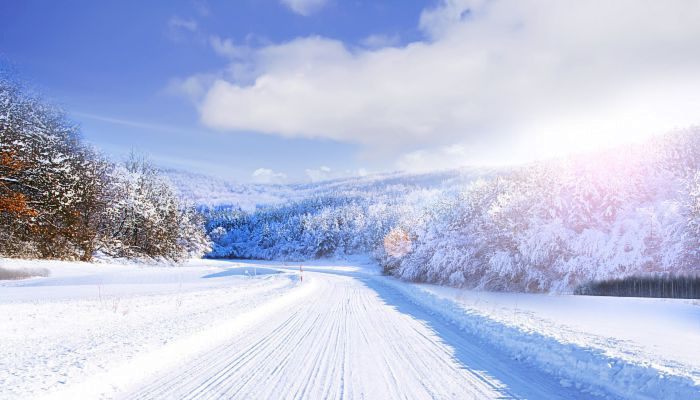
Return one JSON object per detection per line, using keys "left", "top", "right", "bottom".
{"left": 3, "top": 258, "right": 696, "bottom": 399}
{"left": 125, "top": 270, "right": 591, "bottom": 400}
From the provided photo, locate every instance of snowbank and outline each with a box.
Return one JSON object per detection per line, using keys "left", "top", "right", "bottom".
{"left": 0, "top": 258, "right": 308, "bottom": 399}
{"left": 374, "top": 277, "right": 700, "bottom": 400}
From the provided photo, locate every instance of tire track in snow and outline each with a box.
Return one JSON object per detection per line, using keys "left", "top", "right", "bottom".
{"left": 124, "top": 271, "right": 603, "bottom": 399}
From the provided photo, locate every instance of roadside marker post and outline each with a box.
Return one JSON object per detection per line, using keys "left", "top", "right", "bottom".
{"left": 300, "top": 265, "right": 303, "bottom": 283}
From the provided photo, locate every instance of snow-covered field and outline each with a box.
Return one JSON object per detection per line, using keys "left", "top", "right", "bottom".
{"left": 418, "top": 284, "right": 700, "bottom": 375}
{"left": 1, "top": 258, "right": 698, "bottom": 399}
{"left": 393, "top": 280, "right": 700, "bottom": 399}
{"left": 0, "top": 258, "right": 299, "bottom": 399}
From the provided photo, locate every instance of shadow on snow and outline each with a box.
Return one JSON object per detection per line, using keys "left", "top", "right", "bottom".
{"left": 289, "top": 266, "right": 610, "bottom": 400}
{"left": 202, "top": 267, "right": 281, "bottom": 279}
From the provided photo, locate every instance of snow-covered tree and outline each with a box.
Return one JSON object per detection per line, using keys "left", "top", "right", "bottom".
{"left": 200, "top": 128, "right": 700, "bottom": 292}
{"left": 0, "top": 73, "right": 209, "bottom": 262}
{"left": 99, "top": 153, "right": 210, "bottom": 261}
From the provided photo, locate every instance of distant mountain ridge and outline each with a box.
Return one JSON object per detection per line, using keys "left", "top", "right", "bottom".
{"left": 162, "top": 166, "right": 498, "bottom": 210}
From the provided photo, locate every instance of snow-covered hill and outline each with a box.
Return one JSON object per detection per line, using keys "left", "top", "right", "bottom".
{"left": 162, "top": 166, "right": 496, "bottom": 210}
{"left": 176, "top": 129, "right": 700, "bottom": 293}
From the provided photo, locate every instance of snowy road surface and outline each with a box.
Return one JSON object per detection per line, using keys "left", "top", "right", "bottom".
{"left": 3, "top": 258, "right": 696, "bottom": 399}
{"left": 125, "top": 270, "right": 590, "bottom": 399}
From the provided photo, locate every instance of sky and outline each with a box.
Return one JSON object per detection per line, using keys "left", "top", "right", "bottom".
{"left": 2, "top": 0, "right": 700, "bottom": 183}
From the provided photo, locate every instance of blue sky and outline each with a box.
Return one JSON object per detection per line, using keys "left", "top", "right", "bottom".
{"left": 1, "top": 0, "right": 429, "bottom": 181}
{"left": 2, "top": 1, "right": 699, "bottom": 182}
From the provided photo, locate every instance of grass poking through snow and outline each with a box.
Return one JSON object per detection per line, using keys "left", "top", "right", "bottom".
{"left": 0, "top": 266, "right": 50, "bottom": 280}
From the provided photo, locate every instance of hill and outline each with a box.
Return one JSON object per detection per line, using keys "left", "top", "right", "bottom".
{"left": 167, "top": 129, "right": 700, "bottom": 293}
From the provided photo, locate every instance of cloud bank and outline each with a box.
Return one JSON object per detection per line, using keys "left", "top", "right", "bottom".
{"left": 186, "top": 0, "right": 700, "bottom": 168}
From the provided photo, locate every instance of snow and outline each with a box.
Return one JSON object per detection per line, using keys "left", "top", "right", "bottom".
{"left": 416, "top": 285, "right": 700, "bottom": 372}
{"left": 0, "top": 258, "right": 302, "bottom": 399}
{"left": 385, "top": 279, "right": 700, "bottom": 399}
{"left": 163, "top": 166, "right": 492, "bottom": 211}
{"left": 123, "top": 262, "right": 593, "bottom": 400}
{"left": 196, "top": 129, "right": 700, "bottom": 293}
{"left": 1, "top": 257, "right": 698, "bottom": 399}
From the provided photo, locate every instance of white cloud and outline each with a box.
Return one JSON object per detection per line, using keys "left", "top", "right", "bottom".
{"left": 304, "top": 166, "right": 370, "bottom": 182}
{"left": 360, "top": 33, "right": 400, "bottom": 49}
{"left": 209, "top": 35, "right": 251, "bottom": 59}
{"left": 72, "top": 112, "right": 198, "bottom": 136}
{"left": 168, "top": 16, "right": 198, "bottom": 32}
{"left": 167, "top": 16, "right": 203, "bottom": 43}
{"left": 396, "top": 144, "right": 474, "bottom": 173}
{"left": 280, "top": 0, "right": 328, "bottom": 16}
{"left": 305, "top": 166, "right": 332, "bottom": 182}
{"left": 166, "top": 73, "right": 213, "bottom": 99}
{"left": 251, "top": 168, "right": 287, "bottom": 184}
{"left": 184, "top": 0, "right": 700, "bottom": 169}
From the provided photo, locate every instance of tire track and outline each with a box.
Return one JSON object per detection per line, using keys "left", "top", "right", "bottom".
{"left": 124, "top": 271, "right": 605, "bottom": 400}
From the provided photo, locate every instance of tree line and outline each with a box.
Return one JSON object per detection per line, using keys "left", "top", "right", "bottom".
{"left": 382, "top": 131, "right": 700, "bottom": 292}
{"left": 0, "top": 74, "right": 210, "bottom": 261}
{"left": 203, "top": 195, "right": 406, "bottom": 261}
{"left": 202, "top": 128, "right": 700, "bottom": 293}
{"left": 575, "top": 275, "right": 700, "bottom": 299}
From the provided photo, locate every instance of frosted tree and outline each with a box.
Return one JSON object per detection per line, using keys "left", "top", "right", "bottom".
{"left": 100, "top": 153, "right": 209, "bottom": 261}
{"left": 0, "top": 73, "right": 112, "bottom": 259}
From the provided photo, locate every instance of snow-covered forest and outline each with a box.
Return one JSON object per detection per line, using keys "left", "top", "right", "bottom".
{"left": 4, "top": 70, "right": 700, "bottom": 292}
{"left": 0, "top": 75, "right": 210, "bottom": 261}
{"left": 200, "top": 129, "right": 700, "bottom": 292}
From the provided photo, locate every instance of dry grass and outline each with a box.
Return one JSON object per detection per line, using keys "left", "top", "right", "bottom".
{"left": 0, "top": 266, "right": 50, "bottom": 280}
